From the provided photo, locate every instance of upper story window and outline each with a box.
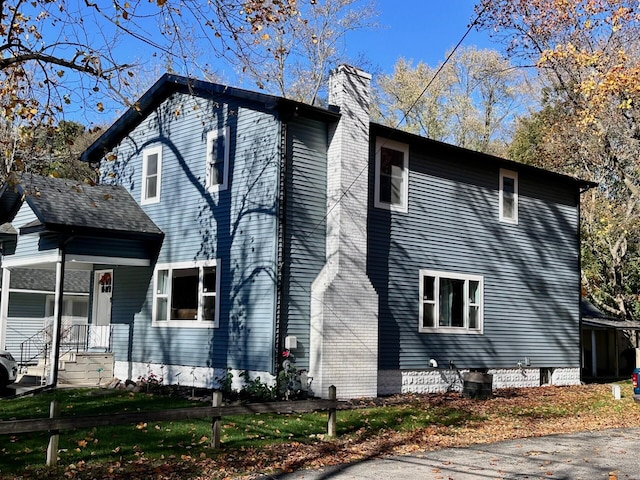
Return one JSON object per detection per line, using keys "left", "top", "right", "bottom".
{"left": 375, "top": 137, "right": 409, "bottom": 213}
{"left": 419, "top": 269, "right": 483, "bottom": 334}
{"left": 152, "top": 260, "right": 220, "bottom": 328}
{"left": 206, "top": 126, "right": 230, "bottom": 192}
{"left": 141, "top": 146, "right": 162, "bottom": 205}
{"left": 499, "top": 168, "right": 518, "bottom": 224}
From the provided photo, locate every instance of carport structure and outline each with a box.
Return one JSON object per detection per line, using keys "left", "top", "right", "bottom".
{"left": 581, "top": 298, "right": 640, "bottom": 380}
{"left": 0, "top": 175, "right": 163, "bottom": 385}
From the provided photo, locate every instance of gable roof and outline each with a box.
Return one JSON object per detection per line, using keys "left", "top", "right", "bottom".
{"left": 1, "top": 175, "right": 163, "bottom": 241}
{"left": 81, "top": 73, "right": 340, "bottom": 165}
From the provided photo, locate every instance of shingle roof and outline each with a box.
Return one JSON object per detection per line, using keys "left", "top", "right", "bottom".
{"left": 9, "top": 268, "right": 89, "bottom": 293}
{"left": 15, "top": 174, "right": 163, "bottom": 240}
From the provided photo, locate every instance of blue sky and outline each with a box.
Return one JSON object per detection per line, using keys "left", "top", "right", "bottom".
{"left": 346, "top": 0, "right": 500, "bottom": 74}
{"left": 82, "top": 1, "right": 502, "bottom": 125}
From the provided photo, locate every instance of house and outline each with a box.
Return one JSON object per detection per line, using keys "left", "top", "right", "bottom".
{"left": 0, "top": 66, "right": 595, "bottom": 398}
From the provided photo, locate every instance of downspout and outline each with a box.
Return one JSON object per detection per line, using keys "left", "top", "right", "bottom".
{"left": 274, "top": 116, "right": 289, "bottom": 376}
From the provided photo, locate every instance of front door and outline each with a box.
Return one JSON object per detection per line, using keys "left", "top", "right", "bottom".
{"left": 91, "top": 269, "right": 113, "bottom": 349}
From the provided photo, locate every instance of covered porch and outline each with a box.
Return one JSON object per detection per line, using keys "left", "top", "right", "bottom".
{"left": 0, "top": 175, "right": 163, "bottom": 386}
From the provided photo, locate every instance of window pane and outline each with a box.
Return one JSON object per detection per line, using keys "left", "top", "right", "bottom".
{"left": 156, "top": 297, "right": 167, "bottom": 321}
{"left": 469, "top": 306, "right": 479, "bottom": 329}
{"left": 146, "top": 176, "right": 157, "bottom": 199}
{"left": 171, "top": 268, "right": 198, "bottom": 320}
{"left": 203, "top": 295, "right": 216, "bottom": 322}
{"left": 209, "top": 161, "right": 224, "bottom": 186}
{"left": 203, "top": 267, "right": 216, "bottom": 293}
{"left": 423, "top": 303, "right": 435, "bottom": 328}
{"left": 157, "top": 269, "right": 169, "bottom": 294}
{"left": 146, "top": 154, "right": 158, "bottom": 175}
{"left": 439, "top": 278, "right": 464, "bottom": 327}
{"left": 469, "top": 280, "right": 479, "bottom": 304}
{"left": 502, "top": 177, "right": 514, "bottom": 219}
{"left": 423, "top": 276, "right": 435, "bottom": 301}
{"left": 379, "top": 147, "right": 404, "bottom": 204}
{"left": 503, "top": 177, "right": 514, "bottom": 195}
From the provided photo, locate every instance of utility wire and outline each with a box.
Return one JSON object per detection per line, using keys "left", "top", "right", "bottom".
{"left": 288, "top": 7, "right": 487, "bottom": 258}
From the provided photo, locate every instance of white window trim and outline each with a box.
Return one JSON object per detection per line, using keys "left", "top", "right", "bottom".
{"left": 374, "top": 137, "right": 409, "bottom": 213}
{"left": 499, "top": 168, "right": 518, "bottom": 224}
{"left": 206, "top": 126, "right": 230, "bottom": 193}
{"left": 152, "top": 259, "right": 221, "bottom": 328}
{"left": 141, "top": 145, "right": 162, "bottom": 205}
{"left": 419, "top": 269, "right": 484, "bottom": 334}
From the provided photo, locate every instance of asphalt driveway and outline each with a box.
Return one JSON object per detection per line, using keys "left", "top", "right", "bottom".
{"left": 266, "top": 427, "right": 640, "bottom": 479}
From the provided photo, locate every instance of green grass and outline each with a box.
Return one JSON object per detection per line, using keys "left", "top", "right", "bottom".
{"left": 0, "top": 384, "right": 628, "bottom": 478}
{"left": 0, "top": 388, "right": 486, "bottom": 475}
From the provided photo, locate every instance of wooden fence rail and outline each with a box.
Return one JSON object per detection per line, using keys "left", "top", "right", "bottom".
{"left": 0, "top": 385, "right": 340, "bottom": 466}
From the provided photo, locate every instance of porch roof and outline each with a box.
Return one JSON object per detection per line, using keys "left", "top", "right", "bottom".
{"left": 581, "top": 298, "right": 640, "bottom": 330}
{"left": 1, "top": 174, "right": 164, "bottom": 242}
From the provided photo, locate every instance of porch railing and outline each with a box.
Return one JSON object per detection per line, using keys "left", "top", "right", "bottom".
{"left": 19, "top": 322, "right": 114, "bottom": 367}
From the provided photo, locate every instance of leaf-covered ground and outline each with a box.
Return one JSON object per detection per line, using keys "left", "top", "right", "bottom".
{"left": 9, "top": 383, "right": 640, "bottom": 480}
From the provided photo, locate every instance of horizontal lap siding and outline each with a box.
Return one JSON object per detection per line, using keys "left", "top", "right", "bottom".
{"left": 10, "top": 203, "right": 53, "bottom": 261}
{"left": 4, "top": 292, "right": 46, "bottom": 355}
{"left": 103, "top": 92, "right": 279, "bottom": 372}
{"left": 283, "top": 118, "right": 328, "bottom": 370}
{"left": 371, "top": 145, "right": 580, "bottom": 370}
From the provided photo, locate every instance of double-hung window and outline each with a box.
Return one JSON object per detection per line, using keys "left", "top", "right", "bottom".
{"left": 153, "top": 260, "right": 220, "bottom": 327}
{"left": 141, "top": 146, "right": 162, "bottom": 204}
{"left": 206, "top": 126, "right": 230, "bottom": 192}
{"left": 499, "top": 168, "right": 518, "bottom": 224}
{"left": 375, "top": 137, "right": 409, "bottom": 212}
{"left": 419, "top": 269, "right": 483, "bottom": 333}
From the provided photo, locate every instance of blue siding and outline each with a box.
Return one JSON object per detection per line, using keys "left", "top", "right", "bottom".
{"left": 102, "top": 92, "right": 279, "bottom": 372}
{"left": 282, "top": 117, "right": 328, "bottom": 369}
{"left": 370, "top": 140, "right": 580, "bottom": 370}
{"left": 4, "top": 292, "right": 47, "bottom": 355}
{"left": 10, "top": 203, "right": 55, "bottom": 260}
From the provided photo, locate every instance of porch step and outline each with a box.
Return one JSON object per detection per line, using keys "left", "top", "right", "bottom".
{"left": 22, "top": 352, "right": 114, "bottom": 386}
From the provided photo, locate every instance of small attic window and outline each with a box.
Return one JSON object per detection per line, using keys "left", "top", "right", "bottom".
{"left": 375, "top": 137, "right": 409, "bottom": 213}
{"left": 142, "top": 146, "right": 162, "bottom": 205}
{"left": 206, "top": 126, "right": 230, "bottom": 193}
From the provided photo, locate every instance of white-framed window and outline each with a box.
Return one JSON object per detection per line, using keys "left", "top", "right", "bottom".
{"left": 499, "top": 168, "right": 518, "bottom": 224}
{"left": 141, "top": 146, "right": 162, "bottom": 204}
{"left": 152, "top": 260, "right": 220, "bottom": 328}
{"left": 206, "top": 126, "right": 230, "bottom": 192}
{"left": 374, "top": 137, "right": 409, "bottom": 212}
{"left": 419, "top": 269, "right": 483, "bottom": 334}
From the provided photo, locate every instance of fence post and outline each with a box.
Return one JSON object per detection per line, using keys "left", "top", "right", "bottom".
{"left": 211, "top": 391, "right": 222, "bottom": 449}
{"left": 327, "top": 385, "right": 337, "bottom": 437}
{"left": 46, "top": 400, "right": 60, "bottom": 466}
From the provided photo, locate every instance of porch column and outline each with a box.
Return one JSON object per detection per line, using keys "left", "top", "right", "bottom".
{"left": 48, "top": 250, "right": 66, "bottom": 386}
{"left": 591, "top": 330, "right": 597, "bottom": 378}
{"left": 0, "top": 268, "right": 10, "bottom": 350}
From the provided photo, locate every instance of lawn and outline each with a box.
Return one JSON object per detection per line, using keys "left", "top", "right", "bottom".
{"left": 1, "top": 383, "right": 639, "bottom": 479}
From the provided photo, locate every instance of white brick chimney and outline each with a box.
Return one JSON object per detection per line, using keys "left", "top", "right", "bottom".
{"left": 310, "top": 65, "right": 379, "bottom": 399}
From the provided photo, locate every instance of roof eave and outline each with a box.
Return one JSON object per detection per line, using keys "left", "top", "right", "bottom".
{"left": 81, "top": 74, "right": 339, "bottom": 165}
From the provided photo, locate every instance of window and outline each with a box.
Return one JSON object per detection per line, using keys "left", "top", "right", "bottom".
{"left": 206, "top": 126, "right": 230, "bottom": 192}
{"left": 419, "top": 270, "right": 483, "bottom": 333}
{"left": 142, "top": 146, "right": 162, "bottom": 204}
{"left": 499, "top": 169, "right": 518, "bottom": 224}
{"left": 153, "top": 260, "right": 220, "bottom": 327}
{"left": 375, "top": 137, "right": 408, "bottom": 212}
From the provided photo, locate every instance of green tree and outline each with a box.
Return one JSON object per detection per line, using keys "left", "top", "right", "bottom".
{"left": 374, "top": 47, "right": 531, "bottom": 156}
{"left": 238, "top": 0, "right": 378, "bottom": 105}
{"left": 480, "top": 0, "right": 640, "bottom": 318}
